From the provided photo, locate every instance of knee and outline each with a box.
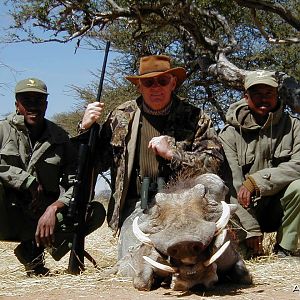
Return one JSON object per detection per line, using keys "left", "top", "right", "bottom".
{"left": 285, "top": 179, "right": 300, "bottom": 198}
{"left": 86, "top": 201, "right": 106, "bottom": 233}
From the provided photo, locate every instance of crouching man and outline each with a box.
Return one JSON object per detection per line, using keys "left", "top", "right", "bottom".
{"left": 0, "top": 78, "right": 105, "bottom": 276}
{"left": 219, "top": 70, "right": 300, "bottom": 258}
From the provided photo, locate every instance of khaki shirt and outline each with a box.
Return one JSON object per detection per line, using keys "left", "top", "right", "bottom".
{"left": 0, "top": 113, "right": 77, "bottom": 209}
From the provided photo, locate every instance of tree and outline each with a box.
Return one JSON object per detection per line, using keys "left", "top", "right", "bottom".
{"left": 3, "top": 0, "right": 300, "bottom": 128}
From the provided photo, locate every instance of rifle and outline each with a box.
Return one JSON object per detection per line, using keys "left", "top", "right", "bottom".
{"left": 67, "top": 41, "right": 110, "bottom": 274}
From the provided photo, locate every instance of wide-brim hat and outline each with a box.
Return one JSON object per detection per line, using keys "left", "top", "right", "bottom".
{"left": 15, "top": 78, "right": 49, "bottom": 95}
{"left": 126, "top": 55, "right": 187, "bottom": 88}
{"left": 244, "top": 70, "right": 278, "bottom": 90}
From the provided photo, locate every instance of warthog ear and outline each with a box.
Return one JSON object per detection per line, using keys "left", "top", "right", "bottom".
{"left": 187, "top": 183, "right": 206, "bottom": 198}
{"left": 196, "top": 173, "right": 228, "bottom": 202}
{"left": 196, "top": 173, "right": 224, "bottom": 184}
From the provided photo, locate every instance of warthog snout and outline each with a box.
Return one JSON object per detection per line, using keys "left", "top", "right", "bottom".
{"left": 167, "top": 241, "right": 206, "bottom": 260}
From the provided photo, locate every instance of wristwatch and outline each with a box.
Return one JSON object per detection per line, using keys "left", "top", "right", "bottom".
{"left": 77, "top": 121, "right": 87, "bottom": 134}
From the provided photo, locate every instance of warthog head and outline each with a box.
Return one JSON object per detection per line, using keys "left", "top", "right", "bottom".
{"left": 116, "top": 174, "right": 252, "bottom": 291}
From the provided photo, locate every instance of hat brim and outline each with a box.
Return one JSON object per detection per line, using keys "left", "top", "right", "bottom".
{"left": 126, "top": 67, "right": 187, "bottom": 88}
{"left": 16, "top": 88, "right": 49, "bottom": 95}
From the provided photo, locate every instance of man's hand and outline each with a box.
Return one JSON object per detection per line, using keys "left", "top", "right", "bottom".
{"left": 237, "top": 185, "right": 252, "bottom": 208}
{"left": 148, "top": 136, "right": 173, "bottom": 160}
{"left": 81, "top": 102, "right": 105, "bottom": 130}
{"left": 35, "top": 201, "right": 65, "bottom": 247}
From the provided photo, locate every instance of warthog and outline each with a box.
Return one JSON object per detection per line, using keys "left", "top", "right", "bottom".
{"left": 114, "top": 173, "right": 252, "bottom": 291}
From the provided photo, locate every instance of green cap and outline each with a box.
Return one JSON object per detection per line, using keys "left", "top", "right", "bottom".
{"left": 244, "top": 70, "right": 278, "bottom": 90}
{"left": 15, "top": 78, "right": 49, "bottom": 95}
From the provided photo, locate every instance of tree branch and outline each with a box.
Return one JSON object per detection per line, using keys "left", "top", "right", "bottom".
{"left": 234, "top": 0, "right": 300, "bottom": 31}
{"left": 250, "top": 8, "right": 300, "bottom": 44}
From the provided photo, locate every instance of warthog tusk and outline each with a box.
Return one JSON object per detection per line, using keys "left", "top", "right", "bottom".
{"left": 203, "top": 240, "right": 230, "bottom": 267}
{"left": 214, "top": 228, "right": 227, "bottom": 249}
{"left": 143, "top": 256, "right": 177, "bottom": 273}
{"left": 132, "top": 216, "right": 153, "bottom": 246}
{"left": 215, "top": 201, "right": 230, "bottom": 234}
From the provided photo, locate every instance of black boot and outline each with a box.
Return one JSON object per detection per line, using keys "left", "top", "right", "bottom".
{"left": 14, "top": 240, "right": 50, "bottom": 276}
{"left": 273, "top": 243, "right": 300, "bottom": 258}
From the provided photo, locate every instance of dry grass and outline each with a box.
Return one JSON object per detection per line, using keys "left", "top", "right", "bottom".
{"left": 0, "top": 224, "right": 119, "bottom": 298}
{"left": 0, "top": 224, "right": 299, "bottom": 300}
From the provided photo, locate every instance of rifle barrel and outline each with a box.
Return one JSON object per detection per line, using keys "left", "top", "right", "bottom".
{"left": 67, "top": 40, "right": 111, "bottom": 275}
{"left": 96, "top": 41, "right": 111, "bottom": 102}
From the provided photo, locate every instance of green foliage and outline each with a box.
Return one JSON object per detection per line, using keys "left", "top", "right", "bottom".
{"left": 52, "top": 77, "right": 138, "bottom": 135}
{"left": 53, "top": 111, "right": 82, "bottom": 137}
{"left": 3, "top": 0, "right": 300, "bottom": 130}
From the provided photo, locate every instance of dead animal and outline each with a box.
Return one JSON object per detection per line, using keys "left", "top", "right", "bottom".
{"left": 114, "top": 173, "right": 252, "bottom": 291}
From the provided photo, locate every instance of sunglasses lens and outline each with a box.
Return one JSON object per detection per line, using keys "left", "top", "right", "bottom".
{"left": 141, "top": 78, "right": 155, "bottom": 88}
{"left": 157, "top": 76, "right": 171, "bottom": 86}
{"left": 141, "top": 76, "right": 171, "bottom": 87}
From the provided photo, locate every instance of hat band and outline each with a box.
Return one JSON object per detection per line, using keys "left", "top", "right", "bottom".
{"left": 140, "top": 68, "right": 170, "bottom": 75}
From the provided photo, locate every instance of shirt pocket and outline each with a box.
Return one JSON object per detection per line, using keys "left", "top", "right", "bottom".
{"left": 272, "top": 149, "right": 291, "bottom": 167}
{"left": 272, "top": 138, "right": 293, "bottom": 167}
{"left": 37, "top": 153, "right": 61, "bottom": 192}
{"left": 0, "top": 140, "right": 24, "bottom": 167}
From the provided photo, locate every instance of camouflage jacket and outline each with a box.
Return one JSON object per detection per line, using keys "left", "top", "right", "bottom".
{"left": 0, "top": 113, "right": 76, "bottom": 217}
{"left": 96, "top": 95, "right": 223, "bottom": 232}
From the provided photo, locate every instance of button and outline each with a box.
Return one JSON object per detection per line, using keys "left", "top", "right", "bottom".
{"left": 262, "top": 174, "right": 271, "bottom": 179}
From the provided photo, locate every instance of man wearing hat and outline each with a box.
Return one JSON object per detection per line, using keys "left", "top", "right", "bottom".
{"left": 219, "top": 70, "right": 300, "bottom": 258}
{"left": 79, "top": 55, "right": 223, "bottom": 258}
{"left": 0, "top": 78, "right": 105, "bottom": 275}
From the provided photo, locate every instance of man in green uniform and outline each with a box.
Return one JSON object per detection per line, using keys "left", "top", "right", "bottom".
{"left": 219, "top": 70, "right": 300, "bottom": 258}
{"left": 0, "top": 78, "right": 105, "bottom": 276}
{"left": 78, "top": 55, "right": 223, "bottom": 258}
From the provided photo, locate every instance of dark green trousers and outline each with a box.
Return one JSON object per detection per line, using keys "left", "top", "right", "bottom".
{"left": 0, "top": 182, "right": 106, "bottom": 259}
{"left": 233, "top": 179, "right": 300, "bottom": 252}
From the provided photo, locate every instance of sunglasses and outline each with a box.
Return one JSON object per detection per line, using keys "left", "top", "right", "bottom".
{"left": 140, "top": 75, "right": 172, "bottom": 88}
{"left": 17, "top": 96, "right": 47, "bottom": 108}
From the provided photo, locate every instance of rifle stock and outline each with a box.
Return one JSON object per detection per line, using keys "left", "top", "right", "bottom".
{"left": 67, "top": 41, "right": 110, "bottom": 274}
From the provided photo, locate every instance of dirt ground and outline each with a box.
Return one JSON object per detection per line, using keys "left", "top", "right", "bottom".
{"left": 0, "top": 224, "right": 299, "bottom": 300}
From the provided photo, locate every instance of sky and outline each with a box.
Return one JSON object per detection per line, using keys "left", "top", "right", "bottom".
{"left": 0, "top": 3, "right": 110, "bottom": 119}
{"left": 0, "top": 3, "right": 112, "bottom": 192}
